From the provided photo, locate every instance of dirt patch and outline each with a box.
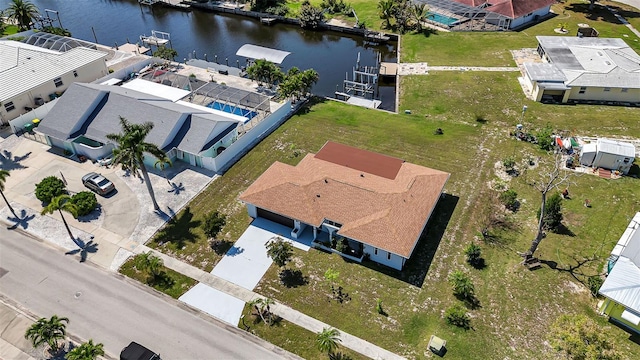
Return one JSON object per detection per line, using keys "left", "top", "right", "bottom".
{"left": 564, "top": 280, "right": 588, "bottom": 294}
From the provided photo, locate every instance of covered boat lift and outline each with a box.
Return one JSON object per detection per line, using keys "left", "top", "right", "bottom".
{"left": 236, "top": 44, "right": 291, "bottom": 65}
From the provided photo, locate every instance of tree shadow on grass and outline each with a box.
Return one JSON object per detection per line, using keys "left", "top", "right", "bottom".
{"left": 565, "top": 3, "right": 627, "bottom": 23}
{"left": 541, "top": 254, "right": 601, "bottom": 286}
{"left": 210, "top": 239, "right": 233, "bottom": 255}
{"left": 554, "top": 223, "right": 576, "bottom": 237}
{"left": 154, "top": 206, "right": 201, "bottom": 249}
{"left": 279, "top": 269, "right": 308, "bottom": 288}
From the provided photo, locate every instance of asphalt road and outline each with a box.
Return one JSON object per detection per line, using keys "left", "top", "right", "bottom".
{"left": 0, "top": 227, "right": 293, "bottom": 360}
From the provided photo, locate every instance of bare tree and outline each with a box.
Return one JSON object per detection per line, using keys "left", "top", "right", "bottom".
{"left": 522, "top": 153, "right": 572, "bottom": 261}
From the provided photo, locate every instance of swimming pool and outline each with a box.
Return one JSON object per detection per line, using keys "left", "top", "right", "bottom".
{"left": 207, "top": 101, "right": 258, "bottom": 120}
{"left": 426, "top": 12, "right": 459, "bottom": 26}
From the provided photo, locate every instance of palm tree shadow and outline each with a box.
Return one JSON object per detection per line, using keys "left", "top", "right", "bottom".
{"left": 6, "top": 209, "right": 36, "bottom": 230}
{"left": 0, "top": 150, "right": 31, "bottom": 170}
{"left": 65, "top": 239, "right": 99, "bottom": 263}
{"left": 154, "top": 206, "right": 200, "bottom": 248}
{"left": 167, "top": 182, "right": 185, "bottom": 195}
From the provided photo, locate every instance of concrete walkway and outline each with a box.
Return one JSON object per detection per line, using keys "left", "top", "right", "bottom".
{"left": 398, "top": 62, "right": 520, "bottom": 75}
{"left": 605, "top": 4, "right": 640, "bottom": 38}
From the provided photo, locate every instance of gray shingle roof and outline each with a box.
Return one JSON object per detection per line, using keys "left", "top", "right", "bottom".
{"left": 39, "top": 83, "right": 242, "bottom": 154}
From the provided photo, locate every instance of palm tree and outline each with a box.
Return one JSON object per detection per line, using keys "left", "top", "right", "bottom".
{"left": 41, "top": 194, "right": 78, "bottom": 241}
{"left": 65, "top": 339, "right": 104, "bottom": 360}
{"left": 0, "top": 169, "right": 17, "bottom": 217}
{"left": 24, "top": 315, "right": 69, "bottom": 353}
{"left": 377, "top": 0, "right": 394, "bottom": 30}
{"left": 134, "top": 251, "right": 163, "bottom": 280}
{"left": 107, "top": 117, "right": 167, "bottom": 211}
{"left": 6, "top": 0, "right": 39, "bottom": 31}
{"left": 412, "top": 3, "right": 429, "bottom": 32}
{"left": 316, "top": 327, "right": 341, "bottom": 354}
{"left": 248, "top": 298, "right": 267, "bottom": 324}
{"left": 154, "top": 157, "right": 173, "bottom": 185}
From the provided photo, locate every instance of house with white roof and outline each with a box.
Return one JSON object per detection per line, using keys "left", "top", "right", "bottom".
{"left": 599, "top": 212, "right": 640, "bottom": 335}
{"left": 523, "top": 36, "right": 640, "bottom": 105}
{"left": 0, "top": 40, "right": 108, "bottom": 125}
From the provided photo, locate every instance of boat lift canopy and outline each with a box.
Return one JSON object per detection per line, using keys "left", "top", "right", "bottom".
{"left": 236, "top": 44, "right": 290, "bottom": 65}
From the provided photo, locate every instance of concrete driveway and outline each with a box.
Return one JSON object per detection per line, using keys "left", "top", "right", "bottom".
{"left": 179, "top": 217, "right": 312, "bottom": 326}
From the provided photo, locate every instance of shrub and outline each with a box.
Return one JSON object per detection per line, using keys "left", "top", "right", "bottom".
{"left": 71, "top": 191, "right": 98, "bottom": 217}
{"left": 203, "top": 211, "right": 226, "bottom": 239}
{"left": 265, "top": 5, "right": 288, "bottom": 16}
{"left": 448, "top": 270, "right": 475, "bottom": 300}
{"left": 35, "top": 176, "right": 66, "bottom": 203}
{"left": 464, "top": 243, "right": 482, "bottom": 267}
{"left": 376, "top": 299, "right": 384, "bottom": 315}
{"left": 502, "top": 156, "right": 516, "bottom": 172}
{"left": 535, "top": 125, "right": 554, "bottom": 151}
{"left": 537, "top": 193, "right": 563, "bottom": 231}
{"left": 588, "top": 276, "right": 604, "bottom": 298}
{"left": 499, "top": 189, "right": 518, "bottom": 211}
{"left": 445, "top": 304, "right": 471, "bottom": 329}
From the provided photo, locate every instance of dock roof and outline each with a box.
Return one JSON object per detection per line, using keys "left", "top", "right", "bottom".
{"left": 236, "top": 44, "right": 291, "bottom": 64}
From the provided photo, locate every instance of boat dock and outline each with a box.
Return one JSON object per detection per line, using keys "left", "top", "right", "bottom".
{"left": 138, "top": 0, "right": 191, "bottom": 11}
{"left": 260, "top": 17, "right": 278, "bottom": 25}
{"left": 364, "top": 30, "right": 390, "bottom": 44}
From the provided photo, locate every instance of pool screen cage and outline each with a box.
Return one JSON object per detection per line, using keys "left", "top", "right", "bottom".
{"left": 140, "top": 70, "right": 207, "bottom": 92}
{"left": 191, "top": 82, "right": 271, "bottom": 115}
{"left": 416, "top": 0, "right": 512, "bottom": 31}
{"left": 24, "top": 32, "right": 98, "bottom": 52}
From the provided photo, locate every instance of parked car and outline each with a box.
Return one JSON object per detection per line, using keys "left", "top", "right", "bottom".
{"left": 81, "top": 172, "right": 115, "bottom": 195}
{"left": 120, "top": 342, "right": 160, "bottom": 360}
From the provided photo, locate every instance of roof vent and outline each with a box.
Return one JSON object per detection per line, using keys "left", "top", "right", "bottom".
{"left": 597, "top": 51, "right": 604, "bottom": 56}
{"left": 316, "top": 194, "right": 321, "bottom": 198}
{"left": 605, "top": 61, "right": 611, "bottom": 65}
{"left": 360, "top": 173, "right": 364, "bottom": 177}
{"left": 324, "top": 179, "right": 328, "bottom": 183}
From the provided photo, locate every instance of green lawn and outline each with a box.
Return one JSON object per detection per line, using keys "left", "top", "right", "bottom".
{"left": 119, "top": 261, "right": 196, "bottom": 299}
{"left": 240, "top": 304, "right": 367, "bottom": 360}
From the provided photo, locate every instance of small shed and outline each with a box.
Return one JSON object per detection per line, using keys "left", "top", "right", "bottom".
{"left": 584, "top": 139, "right": 636, "bottom": 174}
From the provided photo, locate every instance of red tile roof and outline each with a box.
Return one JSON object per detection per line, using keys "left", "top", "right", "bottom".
{"left": 450, "top": 0, "right": 556, "bottom": 19}
{"left": 240, "top": 142, "right": 450, "bottom": 258}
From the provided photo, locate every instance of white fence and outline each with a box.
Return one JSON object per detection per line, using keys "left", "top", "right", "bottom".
{"left": 201, "top": 100, "right": 292, "bottom": 173}
{"left": 9, "top": 98, "right": 60, "bottom": 134}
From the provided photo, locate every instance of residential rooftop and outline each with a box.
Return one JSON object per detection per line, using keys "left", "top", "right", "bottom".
{"left": 240, "top": 141, "right": 450, "bottom": 258}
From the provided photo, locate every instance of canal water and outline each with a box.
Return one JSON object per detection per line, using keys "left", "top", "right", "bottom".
{"left": 1, "top": 0, "right": 397, "bottom": 110}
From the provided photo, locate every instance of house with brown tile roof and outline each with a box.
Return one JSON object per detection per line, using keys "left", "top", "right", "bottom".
{"left": 239, "top": 141, "right": 450, "bottom": 270}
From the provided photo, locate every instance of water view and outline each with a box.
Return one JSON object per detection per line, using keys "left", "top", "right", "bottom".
{"left": 1, "top": 0, "right": 397, "bottom": 110}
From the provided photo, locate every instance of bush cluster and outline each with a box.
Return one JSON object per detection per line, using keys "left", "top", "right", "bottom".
{"left": 35, "top": 176, "right": 66, "bottom": 203}
{"left": 71, "top": 191, "right": 98, "bottom": 217}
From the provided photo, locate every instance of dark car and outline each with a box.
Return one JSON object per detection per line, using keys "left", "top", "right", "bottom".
{"left": 120, "top": 342, "right": 160, "bottom": 360}
{"left": 81, "top": 172, "right": 115, "bottom": 195}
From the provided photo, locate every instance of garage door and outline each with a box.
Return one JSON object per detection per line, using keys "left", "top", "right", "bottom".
{"left": 257, "top": 208, "right": 294, "bottom": 228}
